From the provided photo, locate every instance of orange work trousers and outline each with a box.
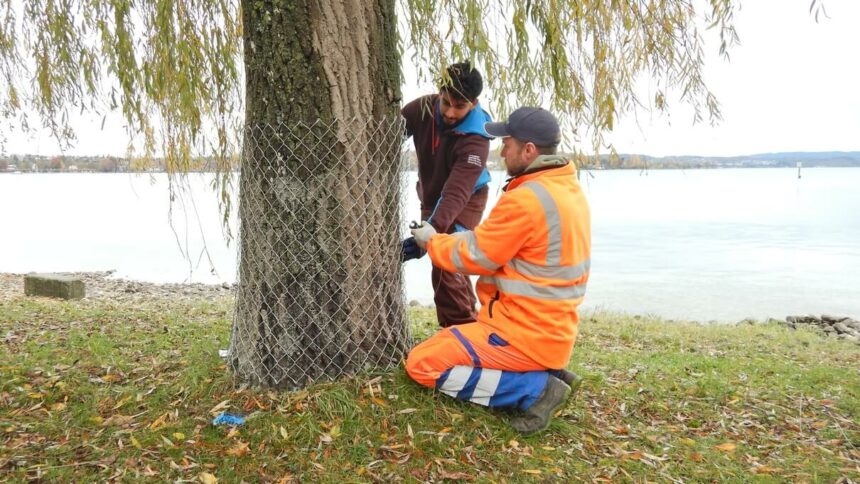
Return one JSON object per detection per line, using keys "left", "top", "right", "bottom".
{"left": 405, "top": 322, "right": 552, "bottom": 410}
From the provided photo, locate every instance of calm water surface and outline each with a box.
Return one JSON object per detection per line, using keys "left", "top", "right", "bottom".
{"left": 2, "top": 168, "right": 858, "bottom": 322}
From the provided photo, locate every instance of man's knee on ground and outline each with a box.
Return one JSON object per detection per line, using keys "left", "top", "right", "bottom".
{"left": 405, "top": 348, "right": 437, "bottom": 389}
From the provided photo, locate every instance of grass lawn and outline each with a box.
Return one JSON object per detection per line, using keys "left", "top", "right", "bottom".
{"left": 1, "top": 294, "right": 858, "bottom": 482}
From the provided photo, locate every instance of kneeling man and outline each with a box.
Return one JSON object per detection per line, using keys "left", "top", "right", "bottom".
{"left": 405, "top": 107, "right": 592, "bottom": 434}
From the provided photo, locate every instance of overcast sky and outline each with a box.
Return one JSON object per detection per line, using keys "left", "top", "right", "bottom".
{"left": 5, "top": 0, "right": 859, "bottom": 158}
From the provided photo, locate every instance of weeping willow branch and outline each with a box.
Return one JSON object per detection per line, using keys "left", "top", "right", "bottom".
{"left": 1, "top": 0, "right": 743, "bottom": 201}
{"left": 400, "top": 0, "right": 739, "bottom": 153}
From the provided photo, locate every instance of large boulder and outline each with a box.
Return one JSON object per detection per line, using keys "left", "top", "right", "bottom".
{"left": 24, "top": 273, "right": 85, "bottom": 300}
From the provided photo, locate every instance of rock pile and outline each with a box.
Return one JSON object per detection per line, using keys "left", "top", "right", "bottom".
{"left": 1, "top": 271, "right": 234, "bottom": 304}
{"left": 779, "top": 314, "right": 860, "bottom": 344}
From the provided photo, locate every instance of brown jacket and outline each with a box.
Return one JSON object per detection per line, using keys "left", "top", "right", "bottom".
{"left": 402, "top": 95, "right": 492, "bottom": 233}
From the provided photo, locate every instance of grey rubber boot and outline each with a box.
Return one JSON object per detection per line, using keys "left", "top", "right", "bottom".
{"left": 554, "top": 369, "right": 583, "bottom": 394}
{"left": 510, "top": 375, "right": 570, "bottom": 435}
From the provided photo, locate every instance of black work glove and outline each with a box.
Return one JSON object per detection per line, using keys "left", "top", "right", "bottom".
{"left": 401, "top": 236, "right": 426, "bottom": 262}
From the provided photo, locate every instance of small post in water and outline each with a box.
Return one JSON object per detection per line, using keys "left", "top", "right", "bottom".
{"left": 797, "top": 161, "right": 802, "bottom": 179}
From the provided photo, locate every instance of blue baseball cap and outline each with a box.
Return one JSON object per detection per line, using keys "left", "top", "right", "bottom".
{"left": 484, "top": 106, "right": 561, "bottom": 147}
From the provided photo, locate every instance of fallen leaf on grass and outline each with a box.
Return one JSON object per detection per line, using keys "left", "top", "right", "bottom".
{"left": 751, "top": 465, "right": 782, "bottom": 474}
{"left": 209, "top": 400, "right": 230, "bottom": 416}
{"left": 199, "top": 472, "right": 218, "bottom": 483}
{"left": 714, "top": 442, "right": 737, "bottom": 452}
{"left": 439, "top": 470, "right": 474, "bottom": 480}
{"left": 225, "top": 441, "right": 250, "bottom": 457}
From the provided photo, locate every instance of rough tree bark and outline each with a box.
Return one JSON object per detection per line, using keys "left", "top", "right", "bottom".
{"left": 230, "top": 0, "right": 408, "bottom": 389}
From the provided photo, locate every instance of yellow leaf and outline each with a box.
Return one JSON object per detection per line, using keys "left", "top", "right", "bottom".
{"left": 149, "top": 413, "right": 169, "bottom": 430}
{"left": 173, "top": 432, "right": 186, "bottom": 441}
{"left": 714, "top": 442, "right": 737, "bottom": 452}
{"left": 679, "top": 438, "right": 696, "bottom": 447}
{"left": 329, "top": 425, "right": 341, "bottom": 439}
{"left": 50, "top": 402, "right": 66, "bottom": 412}
{"left": 199, "top": 472, "right": 218, "bottom": 484}
{"left": 130, "top": 435, "right": 142, "bottom": 449}
{"left": 522, "top": 469, "right": 541, "bottom": 474}
{"left": 279, "top": 426, "right": 288, "bottom": 440}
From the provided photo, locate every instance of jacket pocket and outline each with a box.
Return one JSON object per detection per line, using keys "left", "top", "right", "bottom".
{"left": 488, "top": 333, "right": 509, "bottom": 346}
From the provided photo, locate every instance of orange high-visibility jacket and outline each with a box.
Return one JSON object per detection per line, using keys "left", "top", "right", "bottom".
{"left": 426, "top": 156, "right": 591, "bottom": 369}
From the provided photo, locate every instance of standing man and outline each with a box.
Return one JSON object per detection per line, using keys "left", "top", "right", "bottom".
{"left": 401, "top": 61, "right": 493, "bottom": 328}
{"left": 405, "top": 107, "right": 591, "bottom": 434}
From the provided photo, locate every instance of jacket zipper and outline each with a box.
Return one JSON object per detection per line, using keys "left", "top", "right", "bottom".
{"left": 488, "top": 291, "right": 500, "bottom": 318}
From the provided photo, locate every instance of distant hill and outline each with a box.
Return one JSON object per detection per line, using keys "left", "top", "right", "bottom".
{"left": 628, "top": 151, "right": 860, "bottom": 169}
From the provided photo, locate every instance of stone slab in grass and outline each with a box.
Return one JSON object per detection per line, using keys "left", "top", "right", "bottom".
{"left": 24, "top": 273, "right": 85, "bottom": 300}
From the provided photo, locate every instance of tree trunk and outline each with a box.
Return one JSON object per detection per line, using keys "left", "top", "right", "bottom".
{"left": 230, "top": 0, "right": 408, "bottom": 389}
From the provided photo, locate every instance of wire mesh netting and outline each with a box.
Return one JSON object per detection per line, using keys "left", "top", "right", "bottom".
{"left": 227, "top": 116, "right": 413, "bottom": 389}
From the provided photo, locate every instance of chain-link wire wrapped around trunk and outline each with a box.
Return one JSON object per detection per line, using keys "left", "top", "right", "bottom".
{"left": 229, "top": 117, "right": 412, "bottom": 389}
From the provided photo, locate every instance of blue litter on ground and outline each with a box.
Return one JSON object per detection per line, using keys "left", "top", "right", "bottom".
{"left": 212, "top": 412, "right": 245, "bottom": 426}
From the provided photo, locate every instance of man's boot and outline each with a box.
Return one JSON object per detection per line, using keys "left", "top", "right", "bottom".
{"left": 553, "top": 369, "right": 583, "bottom": 395}
{"left": 510, "top": 375, "right": 570, "bottom": 435}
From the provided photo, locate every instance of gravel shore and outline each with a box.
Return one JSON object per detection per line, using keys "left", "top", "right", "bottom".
{"left": 0, "top": 271, "right": 234, "bottom": 303}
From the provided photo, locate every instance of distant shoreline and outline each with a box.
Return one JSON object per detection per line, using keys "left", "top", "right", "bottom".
{"left": 4, "top": 150, "right": 860, "bottom": 172}
{"left": 2, "top": 165, "right": 860, "bottom": 175}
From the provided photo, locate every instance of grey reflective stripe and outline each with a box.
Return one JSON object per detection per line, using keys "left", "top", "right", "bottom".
{"left": 450, "top": 231, "right": 499, "bottom": 273}
{"left": 509, "top": 258, "right": 590, "bottom": 281}
{"left": 464, "top": 231, "right": 500, "bottom": 271}
{"left": 439, "top": 366, "right": 473, "bottom": 397}
{"left": 477, "top": 275, "right": 494, "bottom": 286}
{"left": 450, "top": 233, "right": 469, "bottom": 272}
{"left": 522, "top": 182, "right": 562, "bottom": 266}
{"left": 469, "top": 368, "right": 502, "bottom": 406}
{"left": 483, "top": 275, "right": 586, "bottom": 300}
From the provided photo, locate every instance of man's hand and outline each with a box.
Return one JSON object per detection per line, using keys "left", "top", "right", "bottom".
{"left": 410, "top": 220, "right": 437, "bottom": 249}
{"left": 401, "top": 237, "right": 426, "bottom": 262}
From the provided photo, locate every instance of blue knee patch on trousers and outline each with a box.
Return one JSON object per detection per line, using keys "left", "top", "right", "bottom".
{"left": 489, "top": 371, "right": 549, "bottom": 410}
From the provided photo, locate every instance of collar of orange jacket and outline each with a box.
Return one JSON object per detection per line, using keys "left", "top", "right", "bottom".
{"left": 505, "top": 155, "right": 574, "bottom": 191}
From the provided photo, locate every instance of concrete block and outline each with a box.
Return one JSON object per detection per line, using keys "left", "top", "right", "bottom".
{"left": 24, "top": 273, "right": 85, "bottom": 300}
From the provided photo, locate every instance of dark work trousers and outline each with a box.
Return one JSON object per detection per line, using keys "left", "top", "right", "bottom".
{"left": 423, "top": 188, "right": 488, "bottom": 327}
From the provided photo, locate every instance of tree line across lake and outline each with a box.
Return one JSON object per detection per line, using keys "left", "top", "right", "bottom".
{"left": 3, "top": 150, "right": 859, "bottom": 173}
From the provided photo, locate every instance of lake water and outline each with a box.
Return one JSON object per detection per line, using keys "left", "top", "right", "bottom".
{"left": 2, "top": 168, "right": 858, "bottom": 322}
